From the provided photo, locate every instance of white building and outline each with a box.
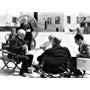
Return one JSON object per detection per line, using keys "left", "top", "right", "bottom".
{"left": 0, "top": 12, "right": 79, "bottom": 32}
{"left": 0, "top": 13, "right": 13, "bottom": 26}
{"left": 38, "top": 12, "right": 78, "bottom": 32}
{"left": 38, "top": 12, "right": 64, "bottom": 32}
{"left": 63, "top": 13, "right": 78, "bottom": 32}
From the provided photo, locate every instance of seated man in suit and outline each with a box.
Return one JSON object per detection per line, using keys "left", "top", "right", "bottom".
{"left": 70, "top": 33, "right": 90, "bottom": 77}
{"left": 74, "top": 33, "right": 90, "bottom": 58}
{"left": 8, "top": 29, "right": 33, "bottom": 77}
{"left": 37, "top": 37, "right": 71, "bottom": 76}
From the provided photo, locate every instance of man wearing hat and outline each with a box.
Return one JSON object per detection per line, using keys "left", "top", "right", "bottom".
{"left": 9, "top": 29, "right": 33, "bottom": 77}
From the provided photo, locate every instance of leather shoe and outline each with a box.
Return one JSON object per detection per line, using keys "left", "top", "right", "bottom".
{"left": 25, "top": 70, "right": 32, "bottom": 74}
{"left": 19, "top": 73, "right": 26, "bottom": 77}
{"left": 40, "top": 74, "right": 46, "bottom": 78}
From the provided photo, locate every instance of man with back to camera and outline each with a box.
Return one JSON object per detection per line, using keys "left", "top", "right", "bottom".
{"left": 34, "top": 37, "right": 72, "bottom": 77}
{"left": 41, "top": 37, "right": 71, "bottom": 74}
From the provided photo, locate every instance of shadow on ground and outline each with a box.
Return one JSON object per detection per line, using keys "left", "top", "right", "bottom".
{"left": 0, "top": 68, "right": 40, "bottom": 78}
{"left": 0, "top": 68, "right": 20, "bottom": 77}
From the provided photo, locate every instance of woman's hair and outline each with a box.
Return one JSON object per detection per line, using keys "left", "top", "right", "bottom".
{"left": 74, "top": 33, "right": 84, "bottom": 40}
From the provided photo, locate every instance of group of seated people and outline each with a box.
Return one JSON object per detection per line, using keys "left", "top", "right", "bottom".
{"left": 4, "top": 27, "right": 90, "bottom": 77}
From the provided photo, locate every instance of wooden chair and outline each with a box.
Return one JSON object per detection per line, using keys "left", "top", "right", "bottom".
{"left": 0, "top": 43, "right": 21, "bottom": 72}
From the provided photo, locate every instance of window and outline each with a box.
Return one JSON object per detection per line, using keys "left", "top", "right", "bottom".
{"left": 47, "top": 17, "right": 52, "bottom": 25}
{"left": 55, "top": 16, "right": 60, "bottom": 24}
{"left": 12, "top": 17, "right": 17, "bottom": 23}
{"left": 77, "top": 17, "right": 79, "bottom": 24}
{"left": 67, "top": 16, "right": 71, "bottom": 24}
{"left": 87, "top": 23, "right": 90, "bottom": 27}
{"left": 80, "top": 17, "right": 86, "bottom": 23}
{"left": 80, "top": 23, "right": 85, "bottom": 27}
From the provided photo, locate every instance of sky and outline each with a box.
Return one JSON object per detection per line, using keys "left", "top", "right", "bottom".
{"left": 0, "top": 0, "right": 90, "bottom": 16}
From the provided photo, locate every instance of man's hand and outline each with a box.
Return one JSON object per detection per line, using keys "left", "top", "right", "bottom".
{"left": 76, "top": 54, "right": 83, "bottom": 57}
{"left": 22, "top": 45, "right": 28, "bottom": 50}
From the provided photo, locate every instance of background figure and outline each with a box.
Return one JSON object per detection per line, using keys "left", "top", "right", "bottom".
{"left": 36, "top": 37, "right": 71, "bottom": 75}
{"left": 6, "top": 27, "right": 17, "bottom": 44}
{"left": 39, "top": 34, "right": 54, "bottom": 50}
{"left": 18, "top": 19, "right": 34, "bottom": 50}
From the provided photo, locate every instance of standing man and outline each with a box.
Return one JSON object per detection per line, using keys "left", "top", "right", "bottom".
{"left": 18, "top": 17, "right": 34, "bottom": 50}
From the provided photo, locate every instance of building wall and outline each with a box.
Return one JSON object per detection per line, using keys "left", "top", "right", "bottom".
{"left": 0, "top": 12, "right": 78, "bottom": 32}
{"left": 38, "top": 12, "right": 78, "bottom": 32}
{"left": 0, "top": 14, "right": 13, "bottom": 26}
{"left": 38, "top": 12, "right": 64, "bottom": 32}
{"left": 63, "top": 14, "right": 78, "bottom": 32}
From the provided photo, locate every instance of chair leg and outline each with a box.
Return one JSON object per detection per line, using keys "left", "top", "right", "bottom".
{"left": 12, "top": 64, "right": 17, "bottom": 71}
{"left": 81, "top": 70, "right": 86, "bottom": 78}
{"left": 2, "top": 59, "right": 10, "bottom": 70}
{"left": 12, "top": 62, "right": 20, "bottom": 71}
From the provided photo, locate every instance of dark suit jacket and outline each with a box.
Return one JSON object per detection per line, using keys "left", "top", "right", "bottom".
{"left": 9, "top": 36, "right": 26, "bottom": 55}
{"left": 42, "top": 45, "right": 71, "bottom": 65}
{"left": 78, "top": 43, "right": 90, "bottom": 58}
{"left": 18, "top": 23, "right": 33, "bottom": 31}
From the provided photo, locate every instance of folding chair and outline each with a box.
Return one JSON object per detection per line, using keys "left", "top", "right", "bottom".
{"left": 0, "top": 43, "right": 21, "bottom": 72}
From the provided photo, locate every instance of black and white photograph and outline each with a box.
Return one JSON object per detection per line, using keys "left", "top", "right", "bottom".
{"left": 1, "top": 12, "right": 90, "bottom": 78}
{"left": 0, "top": 0, "right": 90, "bottom": 90}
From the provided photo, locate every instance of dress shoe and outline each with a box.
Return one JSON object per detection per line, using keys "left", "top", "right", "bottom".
{"left": 33, "top": 69, "right": 39, "bottom": 73}
{"left": 40, "top": 74, "right": 46, "bottom": 78}
{"left": 25, "top": 70, "right": 32, "bottom": 74}
{"left": 63, "top": 73, "right": 71, "bottom": 78}
{"left": 19, "top": 73, "right": 26, "bottom": 77}
{"left": 33, "top": 65, "right": 40, "bottom": 72}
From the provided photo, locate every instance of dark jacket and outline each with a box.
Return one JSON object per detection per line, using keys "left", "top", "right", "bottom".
{"left": 78, "top": 43, "right": 90, "bottom": 58}
{"left": 9, "top": 35, "right": 26, "bottom": 55}
{"left": 18, "top": 23, "right": 34, "bottom": 50}
{"left": 42, "top": 45, "right": 71, "bottom": 65}
{"left": 18, "top": 23, "right": 33, "bottom": 31}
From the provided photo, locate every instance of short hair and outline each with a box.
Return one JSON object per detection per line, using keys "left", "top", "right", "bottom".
{"left": 74, "top": 33, "right": 84, "bottom": 40}
{"left": 53, "top": 37, "right": 61, "bottom": 45}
